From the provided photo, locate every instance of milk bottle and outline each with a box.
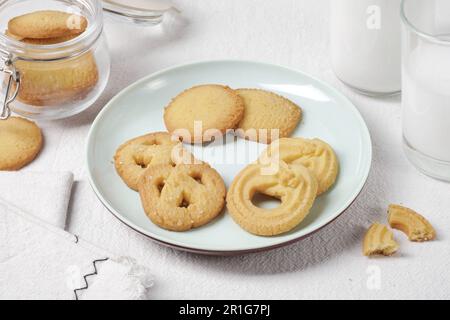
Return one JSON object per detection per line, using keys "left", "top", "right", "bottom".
{"left": 330, "top": 0, "right": 402, "bottom": 95}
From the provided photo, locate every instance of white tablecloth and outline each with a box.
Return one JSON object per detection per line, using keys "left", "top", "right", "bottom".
{"left": 20, "top": 0, "right": 450, "bottom": 299}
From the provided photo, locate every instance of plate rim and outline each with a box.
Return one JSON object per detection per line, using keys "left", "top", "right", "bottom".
{"left": 86, "top": 59, "right": 373, "bottom": 255}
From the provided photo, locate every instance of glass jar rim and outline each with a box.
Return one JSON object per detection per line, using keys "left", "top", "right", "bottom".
{"left": 0, "top": 0, "right": 104, "bottom": 61}
{"left": 401, "top": 0, "right": 450, "bottom": 45}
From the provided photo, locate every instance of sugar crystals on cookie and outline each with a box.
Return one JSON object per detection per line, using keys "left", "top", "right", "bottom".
{"left": 114, "top": 132, "right": 200, "bottom": 191}
{"left": 139, "top": 164, "right": 226, "bottom": 231}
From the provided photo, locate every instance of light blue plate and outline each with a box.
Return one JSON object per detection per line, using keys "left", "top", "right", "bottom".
{"left": 86, "top": 60, "right": 372, "bottom": 255}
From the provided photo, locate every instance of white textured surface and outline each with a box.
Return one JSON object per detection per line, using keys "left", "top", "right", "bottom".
{"left": 0, "top": 171, "right": 73, "bottom": 228}
{"left": 0, "top": 173, "right": 154, "bottom": 300}
{"left": 14, "top": 0, "right": 450, "bottom": 299}
{"left": 0, "top": 172, "right": 96, "bottom": 300}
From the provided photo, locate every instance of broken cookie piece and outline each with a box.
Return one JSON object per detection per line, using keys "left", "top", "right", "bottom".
{"left": 388, "top": 205, "right": 436, "bottom": 242}
{"left": 363, "top": 223, "right": 399, "bottom": 257}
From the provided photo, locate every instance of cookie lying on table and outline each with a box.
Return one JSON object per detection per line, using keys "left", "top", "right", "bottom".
{"left": 363, "top": 204, "right": 436, "bottom": 257}
{"left": 363, "top": 223, "right": 399, "bottom": 257}
{"left": 0, "top": 117, "right": 43, "bottom": 171}
{"left": 388, "top": 205, "right": 436, "bottom": 242}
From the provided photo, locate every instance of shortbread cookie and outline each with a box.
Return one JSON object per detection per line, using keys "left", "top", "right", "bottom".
{"left": 227, "top": 161, "right": 318, "bottom": 236}
{"left": 8, "top": 10, "right": 88, "bottom": 39}
{"left": 235, "top": 89, "right": 302, "bottom": 144}
{"left": 20, "top": 34, "right": 78, "bottom": 45}
{"left": 14, "top": 51, "right": 98, "bottom": 106}
{"left": 4, "top": 29, "right": 24, "bottom": 40}
{"left": 5, "top": 29, "right": 78, "bottom": 44}
{"left": 139, "top": 164, "right": 226, "bottom": 231}
{"left": 115, "top": 132, "right": 200, "bottom": 191}
{"left": 388, "top": 205, "right": 436, "bottom": 242}
{"left": 0, "top": 117, "right": 43, "bottom": 171}
{"left": 164, "top": 85, "right": 245, "bottom": 144}
{"left": 363, "top": 223, "right": 399, "bottom": 256}
{"left": 259, "top": 138, "right": 339, "bottom": 195}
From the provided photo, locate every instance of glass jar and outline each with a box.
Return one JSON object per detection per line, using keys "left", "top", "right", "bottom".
{"left": 0, "top": 0, "right": 174, "bottom": 120}
{"left": 330, "top": 0, "right": 402, "bottom": 96}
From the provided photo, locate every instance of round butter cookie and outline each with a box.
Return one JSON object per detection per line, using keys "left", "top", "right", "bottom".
{"left": 8, "top": 10, "right": 88, "bottom": 39}
{"left": 114, "top": 132, "right": 200, "bottom": 191}
{"left": 139, "top": 164, "right": 226, "bottom": 232}
{"left": 226, "top": 161, "right": 318, "bottom": 236}
{"left": 0, "top": 117, "right": 43, "bottom": 171}
{"left": 164, "top": 85, "right": 244, "bottom": 144}
{"left": 259, "top": 138, "right": 339, "bottom": 195}
{"left": 235, "top": 89, "right": 302, "bottom": 144}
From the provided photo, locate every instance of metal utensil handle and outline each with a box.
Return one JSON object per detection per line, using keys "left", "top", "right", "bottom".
{"left": 0, "top": 58, "right": 20, "bottom": 121}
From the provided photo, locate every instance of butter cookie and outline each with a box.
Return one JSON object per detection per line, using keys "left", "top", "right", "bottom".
{"left": 114, "top": 132, "right": 199, "bottom": 191}
{"left": 259, "top": 138, "right": 338, "bottom": 195}
{"left": 8, "top": 10, "right": 87, "bottom": 39}
{"left": 235, "top": 89, "right": 302, "bottom": 144}
{"left": 0, "top": 117, "right": 43, "bottom": 171}
{"left": 139, "top": 164, "right": 226, "bottom": 231}
{"left": 227, "top": 161, "right": 318, "bottom": 236}
{"left": 164, "top": 85, "right": 244, "bottom": 144}
{"left": 388, "top": 205, "right": 436, "bottom": 242}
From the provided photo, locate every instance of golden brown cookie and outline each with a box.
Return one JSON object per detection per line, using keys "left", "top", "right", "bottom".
{"left": 139, "top": 164, "right": 226, "bottom": 231}
{"left": 259, "top": 138, "right": 339, "bottom": 195}
{"left": 388, "top": 205, "right": 436, "bottom": 242}
{"left": 14, "top": 51, "right": 99, "bottom": 106}
{"left": 363, "top": 223, "right": 399, "bottom": 257}
{"left": 0, "top": 117, "right": 43, "bottom": 171}
{"left": 235, "top": 89, "right": 302, "bottom": 144}
{"left": 164, "top": 85, "right": 245, "bottom": 144}
{"left": 114, "top": 132, "right": 200, "bottom": 191}
{"left": 8, "top": 10, "right": 88, "bottom": 39}
{"left": 4, "top": 29, "right": 24, "bottom": 40}
{"left": 226, "top": 161, "right": 318, "bottom": 236}
{"left": 5, "top": 29, "right": 78, "bottom": 44}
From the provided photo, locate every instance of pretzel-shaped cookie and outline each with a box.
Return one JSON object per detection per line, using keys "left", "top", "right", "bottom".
{"left": 227, "top": 161, "right": 318, "bottom": 236}
{"left": 114, "top": 132, "right": 200, "bottom": 191}
{"left": 139, "top": 164, "right": 226, "bottom": 231}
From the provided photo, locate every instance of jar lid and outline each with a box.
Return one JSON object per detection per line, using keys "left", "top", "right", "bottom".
{"left": 102, "top": 0, "right": 179, "bottom": 25}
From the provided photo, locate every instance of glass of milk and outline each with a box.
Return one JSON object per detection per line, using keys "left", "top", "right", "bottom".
{"left": 402, "top": 0, "right": 450, "bottom": 181}
{"left": 330, "top": 0, "right": 402, "bottom": 96}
